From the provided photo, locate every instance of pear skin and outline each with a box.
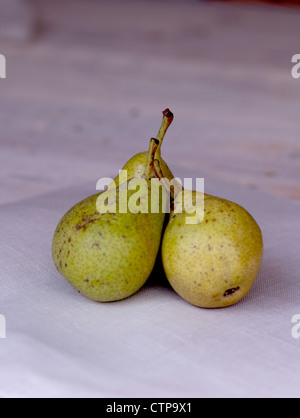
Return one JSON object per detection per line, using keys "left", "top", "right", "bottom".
{"left": 113, "top": 109, "right": 174, "bottom": 188}
{"left": 114, "top": 151, "right": 174, "bottom": 189}
{"left": 52, "top": 139, "right": 166, "bottom": 302}
{"left": 162, "top": 193, "right": 263, "bottom": 308}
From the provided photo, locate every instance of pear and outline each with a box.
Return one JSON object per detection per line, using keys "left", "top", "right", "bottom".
{"left": 113, "top": 109, "right": 175, "bottom": 188}
{"left": 153, "top": 157, "right": 263, "bottom": 309}
{"left": 52, "top": 138, "right": 166, "bottom": 302}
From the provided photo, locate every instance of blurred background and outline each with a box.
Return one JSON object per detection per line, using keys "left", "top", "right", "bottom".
{"left": 0, "top": 0, "right": 300, "bottom": 206}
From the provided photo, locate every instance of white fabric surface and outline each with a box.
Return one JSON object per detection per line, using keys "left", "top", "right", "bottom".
{"left": 0, "top": 170, "right": 300, "bottom": 398}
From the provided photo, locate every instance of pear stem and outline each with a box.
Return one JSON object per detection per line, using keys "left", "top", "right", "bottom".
{"left": 153, "top": 159, "right": 173, "bottom": 197}
{"left": 156, "top": 109, "right": 174, "bottom": 156}
{"left": 143, "top": 138, "right": 160, "bottom": 180}
{"left": 153, "top": 159, "right": 176, "bottom": 211}
{"left": 154, "top": 159, "right": 184, "bottom": 212}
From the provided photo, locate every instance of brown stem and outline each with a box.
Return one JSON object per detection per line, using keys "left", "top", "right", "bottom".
{"left": 154, "top": 158, "right": 184, "bottom": 209}
{"left": 154, "top": 159, "right": 178, "bottom": 212}
{"left": 143, "top": 138, "right": 160, "bottom": 180}
{"left": 156, "top": 108, "right": 174, "bottom": 156}
{"left": 153, "top": 159, "right": 173, "bottom": 197}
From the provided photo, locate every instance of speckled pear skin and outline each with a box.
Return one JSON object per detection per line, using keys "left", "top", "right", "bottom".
{"left": 162, "top": 193, "right": 263, "bottom": 308}
{"left": 52, "top": 181, "right": 166, "bottom": 302}
{"left": 113, "top": 109, "right": 175, "bottom": 188}
{"left": 113, "top": 152, "right": 174, "bottom": 189}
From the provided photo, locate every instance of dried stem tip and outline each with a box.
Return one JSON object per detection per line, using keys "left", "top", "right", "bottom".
{"left": 162, "top": 108, "right": 174, "bottom": 120}
{"left": 156, "top": 108, "right": 174, "bottom": 154}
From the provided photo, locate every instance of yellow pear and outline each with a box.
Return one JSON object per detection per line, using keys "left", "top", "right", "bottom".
{"left": 152, "top": 125, "right": 263, "bottom": 308}
{"left": 52, "top": 138, "right": 166, "bottom": 302}
{"left": 113, "top": 109, "right": 174, "bottom": 188}
{"left": 161, "top": 191, "right": 263, "bottom": 308}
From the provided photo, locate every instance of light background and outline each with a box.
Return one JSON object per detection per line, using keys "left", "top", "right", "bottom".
{"left": 0, "top": 0, "right": 300, "bottom": 398}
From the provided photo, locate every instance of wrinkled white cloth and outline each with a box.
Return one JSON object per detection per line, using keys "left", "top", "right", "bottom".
{"left": 0, "top": 171, "right": 300, "bottom": 398}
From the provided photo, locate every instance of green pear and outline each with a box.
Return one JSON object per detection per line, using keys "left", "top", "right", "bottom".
{"left": 161, "top": 190, "right": 263, "bottom": 308}
{"left": 113, "top": 109, "right": 175, "bottom": 188}
{"left": 52, "top": 138, "right": 166, "bottom": 302}
{"left": 151, "top": 125, "right": 264, "bottom": 310}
